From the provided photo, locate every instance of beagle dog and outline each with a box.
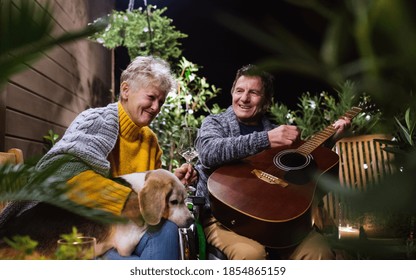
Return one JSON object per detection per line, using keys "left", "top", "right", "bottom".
{"left": 0, "top": 169, "right": 194, "bottom": 259}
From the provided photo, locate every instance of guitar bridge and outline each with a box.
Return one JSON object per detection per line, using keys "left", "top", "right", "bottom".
{"left": 251, "top": 169, "right": 288, "bottom": 187}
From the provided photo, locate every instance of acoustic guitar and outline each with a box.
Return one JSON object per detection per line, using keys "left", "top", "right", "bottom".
{"left": 207, "top": 107, "right": 362, "bottom": 248}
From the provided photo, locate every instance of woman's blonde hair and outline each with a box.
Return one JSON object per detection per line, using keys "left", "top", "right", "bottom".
{"left": 120, "top": 56, "right": 176, "bottom": 99}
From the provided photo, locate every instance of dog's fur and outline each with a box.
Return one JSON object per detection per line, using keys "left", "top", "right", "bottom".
{"left": 0, "top": 169, "right": 194, "bottom": 259}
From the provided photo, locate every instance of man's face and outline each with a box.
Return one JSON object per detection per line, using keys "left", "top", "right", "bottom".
{"left": 120, "top": 82, "right": 166, "bottom": 127}
{"left": 232, "top": 75, "right": 265, "bottom": 125}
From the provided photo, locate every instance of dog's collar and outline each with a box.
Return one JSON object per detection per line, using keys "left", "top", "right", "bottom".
{"left": 112, "top": 177, "right": 132, "bottom": 188}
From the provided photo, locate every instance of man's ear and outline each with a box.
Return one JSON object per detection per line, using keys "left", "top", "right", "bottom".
{"left": 120, "top": 81, "right": 129, "bottom": 100}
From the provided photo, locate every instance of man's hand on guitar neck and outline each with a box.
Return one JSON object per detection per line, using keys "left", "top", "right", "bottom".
{"left": 332, "top": 116, "right": 352, "bottom": 143}
{"left": 267, "top": 125, "right": 301, "bottom": 148}
{"left": 267, "top": 117, "right": 351, "bottom": 149}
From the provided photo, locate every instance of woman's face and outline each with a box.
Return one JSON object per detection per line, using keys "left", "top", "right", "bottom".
{"left": 120, "top": 81, "right": 166, "bottom": 127}
{"left": 231, "top": 75, "right": 265, "bottom": 125}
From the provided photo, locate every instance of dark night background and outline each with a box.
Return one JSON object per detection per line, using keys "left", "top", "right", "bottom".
{"left": 115, "top": 0, "right": 330, "bottom": 110}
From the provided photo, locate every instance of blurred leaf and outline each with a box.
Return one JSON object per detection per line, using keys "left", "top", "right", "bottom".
{"left": 2, "top": 235, "right": 39, "bottom": 260}
{"left": 0, "top": 156, "right": 123, "bottom": 224}
{"left": 0, "top": 0, "right": 108, "bottom": 86}
{"left": 216, "top": 0, "right": 416, "bottom": 123}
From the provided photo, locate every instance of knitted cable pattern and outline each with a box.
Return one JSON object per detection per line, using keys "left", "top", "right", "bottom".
{"left": 37, "top": 102, "right": 119, "bottom": 176}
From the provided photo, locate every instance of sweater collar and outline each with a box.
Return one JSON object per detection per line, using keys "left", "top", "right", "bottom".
{"left": 225, "top": 106, "right": 275, "bottom": 135}
{"left": 118, "top": 102, "right": 143, "bottom": 140}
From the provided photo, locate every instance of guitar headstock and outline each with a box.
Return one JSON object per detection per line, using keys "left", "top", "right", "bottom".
{"left": 343, "top": 106, "right": 362, "bottom": 120}
{"left": 342, "top": 101, "right": 380, "bottom": 121}
{"left": 357, "top": 100, "right": 380, "bottom": 116}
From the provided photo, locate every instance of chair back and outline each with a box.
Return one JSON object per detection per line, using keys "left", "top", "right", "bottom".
{"left": 0, "top": 148, "right": 24, "bottom": 211}
{"left": 0, "top": 148, "right": 24, "bottom": 165}
{"left": 323, "top": 134, "right": 395, "bottom": 223}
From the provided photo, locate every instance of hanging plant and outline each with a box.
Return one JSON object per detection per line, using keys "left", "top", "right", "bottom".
{"left": 90, "top": 5, "right": 187, "bottom": 63}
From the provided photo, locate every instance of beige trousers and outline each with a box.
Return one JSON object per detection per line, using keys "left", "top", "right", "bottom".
{"left": 203, "top": 216, "right": 335, "bottom": 260}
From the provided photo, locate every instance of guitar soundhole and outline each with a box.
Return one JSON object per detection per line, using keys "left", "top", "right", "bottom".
{"left": 273, "top": 149, "right": 312, "bottom": 171}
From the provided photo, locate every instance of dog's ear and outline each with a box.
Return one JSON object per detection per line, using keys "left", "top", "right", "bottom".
{"left": 139, "top": 173, "right": 171, "bottom": 225}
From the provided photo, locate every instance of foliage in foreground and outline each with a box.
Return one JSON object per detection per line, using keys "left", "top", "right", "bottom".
{"left": 2, "top": 227, "right": 95, "bottom": 260}
{"left": 0, "top": 0, "right": 108, "bottom": 87}
{"left": 0, "top": 156, "right": 123, "bottom": 224}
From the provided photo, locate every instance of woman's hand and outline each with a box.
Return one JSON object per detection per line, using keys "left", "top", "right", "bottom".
{"left": 174, "top": 163, "right": 198, "bottom": 186}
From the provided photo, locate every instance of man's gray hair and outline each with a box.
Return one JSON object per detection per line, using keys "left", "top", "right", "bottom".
{"left": 120, "top": 56, "right": 176, "bottom": 97}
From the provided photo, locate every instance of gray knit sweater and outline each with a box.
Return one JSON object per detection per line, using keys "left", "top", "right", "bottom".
{"left": 195, "top": 106, "right": 276, "bottom": 213}
{"left": 37, "top": 102, "right": 119, "bottom": 176}
{"left": 0, "top": 102, "right": 120, "bottom": 228}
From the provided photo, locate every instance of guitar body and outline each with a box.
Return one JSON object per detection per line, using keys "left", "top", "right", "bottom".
{"left": 208, "top": 142, "right": 339, "bottom": 248}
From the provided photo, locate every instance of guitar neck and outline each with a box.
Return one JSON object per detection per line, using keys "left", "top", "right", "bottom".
{"left": 296, "top": 126, "right": 336, "bottom": 156}
{"left": 296, "top": 106, "right": 362, "bottom": 156}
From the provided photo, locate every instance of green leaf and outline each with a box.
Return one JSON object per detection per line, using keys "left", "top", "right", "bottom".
{"left": 395, "top": 116, "right": 413, "bottom": 147}
{"left": 0, "top": 156, "right": 124, "bottom": 224}
{"left": 0, "top": 0, "right": 108, "bottom": 86}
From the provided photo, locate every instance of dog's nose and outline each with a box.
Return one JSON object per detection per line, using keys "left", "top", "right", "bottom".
{"left": 185, "top": 216, "right": 194, "bottom": 228}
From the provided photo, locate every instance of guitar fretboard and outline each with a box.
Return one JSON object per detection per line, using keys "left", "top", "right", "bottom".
{"left": 296, "top": 106, "right": 362, "bottom": 156}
